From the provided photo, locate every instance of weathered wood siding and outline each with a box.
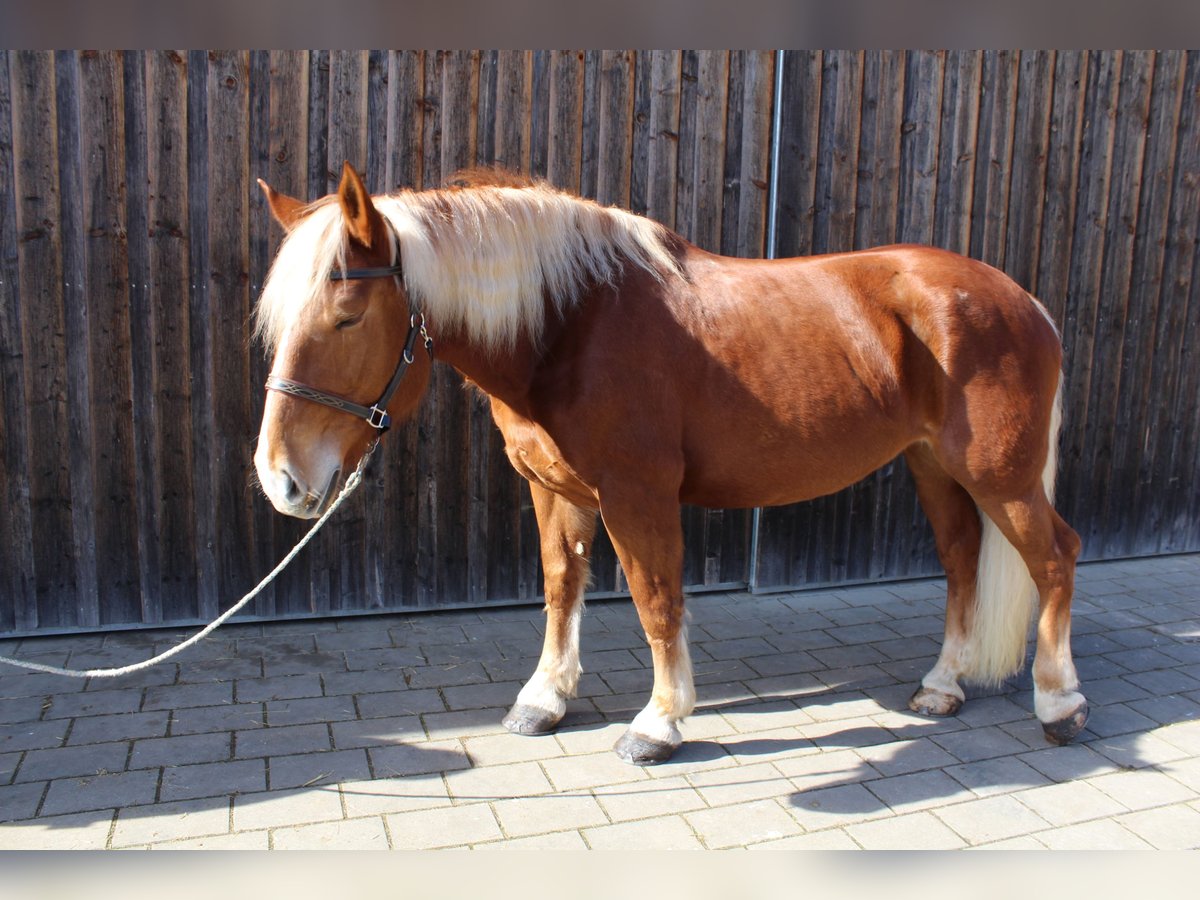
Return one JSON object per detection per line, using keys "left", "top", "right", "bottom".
{"left": 1, "top": 50, "right": 1197, "bottom": 633}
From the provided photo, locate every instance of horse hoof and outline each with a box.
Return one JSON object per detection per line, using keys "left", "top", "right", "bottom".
{"left": 613, "top": 730, "right": 678, "bottom": 766}
{"left": 1042, "top": 700, "right": 1089, "bottom": 746}
{"left": 908, "top": 686, "right": 963, "bottom": 718}
{"left": 502, "top": 704, "right": 562, "bottom": 736}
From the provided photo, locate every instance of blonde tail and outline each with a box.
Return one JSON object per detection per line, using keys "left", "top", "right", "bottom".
{"left": 964, "top": 373, "right": 1062, "bottom": 684}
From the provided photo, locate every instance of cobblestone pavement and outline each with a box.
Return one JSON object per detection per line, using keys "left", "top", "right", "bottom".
{"left": 1, "top": 554, "right": 1198, "bottom": 850}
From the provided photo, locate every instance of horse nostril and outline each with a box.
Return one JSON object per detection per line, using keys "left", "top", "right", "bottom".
{"left": 281, "top": 469, "right": 304, "bottom": 504}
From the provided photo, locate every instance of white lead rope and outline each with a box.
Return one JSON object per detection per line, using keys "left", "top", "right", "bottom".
{"left": 0, "top": 446, "right": 374, "bottom": 679}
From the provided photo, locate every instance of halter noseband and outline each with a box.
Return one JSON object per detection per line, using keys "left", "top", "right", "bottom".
{"left": 264, "top": 230, "right": 433, "bottom": 433}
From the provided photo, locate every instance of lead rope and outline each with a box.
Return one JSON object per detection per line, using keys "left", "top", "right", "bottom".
{"left": 0, "top": 443, "right": 377, "bottom": 679}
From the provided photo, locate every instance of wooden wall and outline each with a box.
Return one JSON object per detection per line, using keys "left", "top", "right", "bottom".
{"left": 1, "top": 49, "right": 1197, "bottom": 634}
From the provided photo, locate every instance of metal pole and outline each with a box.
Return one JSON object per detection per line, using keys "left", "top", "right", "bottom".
{"left": 747, "top": 48, "right": 786, "bottom": 593}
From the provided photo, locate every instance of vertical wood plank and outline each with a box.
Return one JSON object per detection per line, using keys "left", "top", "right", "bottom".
{"left": 645, "top": 50, "right": 681, "bottom": 228}
{"left": 493, "top": 50, "right": 529, "bottom": 175}
{"left": 205, "top": 51, "right": 254, "bottom": 614}
{"left": 546, "top": 49, "right": 584, "bottom": 192}
{"left": 579, "top": 50, "right": 601, "bottom": 200}
{"left": 734, "top": 50, "right": 774, "bottom": 259}
{"left": 689, "top": 50, "right": 728, "bottom": 253}
{"left": 0, "top": 50, "right": 39, "bottom": 632}
{"left": 970, "top": 50, "right": 1020, "bottom": 268}
{"left": 145, "top": 51, "right": 198, "bottom": 624}
{"left": 595, "top": 50, "right": 634, "bottom": 208}
{"left": 1003, "top": 51, "right": 1054, "bottom": 293}
{"left": 79, "top": 50, "right": 138, "bottom": 626}
{"left": 931, "top": 50, "right": 981, "bottom": 254}
{"left": 123, "top": 51, "right": 164, "bottom": 625}
{"left": 812, "top": 49, "right": 862, "bottom": 254}
{"left": 854, "top": 50, "right": 905, "bottom": 249}
{"left": 11, "top": 51, "right": 71, "bottom": 627}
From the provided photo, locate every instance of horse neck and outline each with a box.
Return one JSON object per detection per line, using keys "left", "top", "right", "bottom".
{"left": 429, "top": 321, "right": 544, "bottom": 413}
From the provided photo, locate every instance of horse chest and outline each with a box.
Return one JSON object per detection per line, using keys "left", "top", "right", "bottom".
{"left": 494, "top": 411, "right": 598, "bottom": 506}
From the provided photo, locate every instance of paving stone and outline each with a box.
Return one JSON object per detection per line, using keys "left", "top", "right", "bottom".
{"left": 474, "top": 830, "right": 589, "bottom": 849}
{"left": 718, "top": 699, "right": 813, "bottom": 734}
{"left": 266, "top": 695, "right": 357, "bottom": 727}
{"left": 17, "top": 742, "right": 128, "bottom": 782}
{"left": 44, "top": 688, "right": 143, "bottom": 720}
{"left": 445, "top": 760, "right": 555, "bottom": 801}
{"left": 796, "top": 715, "right": 896, "bottom": 751}
{"left": 865, "top": 768, "right": 973, "bottom": 814}
{"left": 421, "top": 706, "right": 514, "bottom": 740}
{"left": 788, "top": 782, "right": 891, "bottom": 831}
{"left": 110, "top": 796, "right": 231, "bottom": 847}
{"left": 697, "top": 636, "right": 778, "bottom": 661}
{"left": 583, "top": 815, "right": 704, "bottom": 849}
{"left": 804, "top": 694, "right": 888, "bottom": 723}
{"left": 933, "top": 795, "right": 1052, "bottom": 845}
{"left": 491, "top": 792, "right": 607, "bottom": 838}
{"left": 403, "top": 662, "right": 490, "bottom": 690}
{"left": 540, "top": 750, "right": 651, "bottom": 792}
{"left": 235, "top": 723, "right": 330, "bottom": 759}
{"left": 144, "top": 682, "right": 233, "bottom": 711}
{"left": 0, "top": 719, "right": 67, "bottom": 755}
{"left": 688, "top": 798, "right": 805, "bottom": 848}
{"left": 1089, "top": 731, "right": 1189, "bottom": 769}
{"left": 0, "top": 696, "right": 45, "bottom": 725}
{"left": 331, "top": 715, "right": 424, "bottom": 749}
{"left": 1081, "top": 703, "right": 1159, "bottom": 738}
{"left": 177, "top": 657, "right": 263, "bottom": 683}
{"left": 746, "top": 829, "right": 860, "bottom": 849}
{"left": 1013, "top": 780, "right": 1128, "bottom": 826}
{"left": 315, "top": 628, "right": 397, "bottom": 652}
{"left": 354, "top": 688, "right": 445, "bottom": 718}
{"left": 718, "top": 727, "right": 818, "bottom": 766}
{"left": 0, "top": 781, "right": 46, "bottom": 822}
{"left": 0, "top": 751, "right": 21, "bottom": 783}
{"left": 269, "top": 749, "right": 371, "bottom": 789}
{"left": 369, "top": 739, "right": 471, "bottom": 777}
{"left": 1034, "top": 818, "right": 1152, "bottom": 850}
{"left": 130, "top": 732, "right": 231, "bottom": 769}
{"left": 321, "top": 669, "right": 409, "bottom": 696}
{"left": 931, "top": 725, "right": 1031, "bottom": 763}
{"left": 1018, "top": 743, "right": 1122, "bottom": 783}
{"left": 343, "top": 647, "right": 427, "bottom": 671}
{"left": 42, "top": 769, "right": 158, "bottom": 816}
{"left": 744, "top": 651, "right": 823, "bottom": 678}
{"left": 232, "top": 785, "right": 344, "bottom": 831}
{"left": 159, "top": 759, "right": 266, "bottom": 802}
{"left": 386, "top": 803, "right": 502, "bottom": 849}
{"left": 463, "top": 731, "right": 564, "bottom": 767}
{"left": 234, "top": 674, "right": 324, "bottom": 703}
{"left": 441, "top": 680, "right": 522, "bottom": 711}
{"left": 169, "top": 702, "right": 265, "bottom": 736}
{"left": 846, "top": 810, "right": 968, "bottom": 849}
{"left": 1087, "top": 768, "right": 1197, "bottom": 810}
{"left": 552, "top": 721, "right": 630, "bottom": 756}
{"left": 0, "top": 672, "right": 80, "bottom": 700}
{"left": 261, "top": 651, "right": 346, "bottom": 679}
{"left": 854, "top": 737, "right": 959, "bottom": 777}
{"left": 945, "top": 755, "right": 1050, "bottom": 797}
{"left": 690, "top": 761, "right": 795, "bottom": 807}
{"left": 271, "top": 816, "right": 390, "bottom": 849}
{"left": 1114, "top": 803, "right": 1200, "bottom": 849}
{"left": 0, "top": 811, "right": 114, "bottom": 849}
{"left": 340, "top": 774, "right": 452, "bottom": 816}
{"left": 68, "top": 710, "right": 170, "bottom": 745}
{"left": 1157, "top": 721, "right": 1200, "bottom": 754}
{"left": 592, "top": 774, "right": 707, "bottom": 822}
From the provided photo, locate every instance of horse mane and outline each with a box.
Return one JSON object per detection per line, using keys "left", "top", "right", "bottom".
{"left": 255, "top": 171, "right": 681, "bottom": 355}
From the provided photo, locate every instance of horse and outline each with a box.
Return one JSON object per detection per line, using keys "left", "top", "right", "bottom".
{"left": 253, "top": 161, "right": 1086, "bottom": 765}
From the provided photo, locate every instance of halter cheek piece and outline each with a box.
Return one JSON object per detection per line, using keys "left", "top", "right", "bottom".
{"left": 264, "top": 235, "right": 433, "bottom": 434}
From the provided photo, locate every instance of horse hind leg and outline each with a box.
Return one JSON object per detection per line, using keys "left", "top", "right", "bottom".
{"left": 904, "top": 443, "right": 983, "bottom": 718}
{"left": 974, "top": 490, "right": 1086, "bottom": 744}
{"left": 503, "top": 484, "right": 596, "bottom": 736}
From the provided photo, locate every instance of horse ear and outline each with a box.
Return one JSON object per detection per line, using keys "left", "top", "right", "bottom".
{"left": 337, "top": 161, "right": 384, "bottom": 250}
{"left": 257, "top": 179, "right": 307, "bottom": 231}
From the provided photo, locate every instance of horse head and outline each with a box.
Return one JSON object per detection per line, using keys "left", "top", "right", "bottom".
{"left": 254, "top": 162, "right": 433, "bottom": 518}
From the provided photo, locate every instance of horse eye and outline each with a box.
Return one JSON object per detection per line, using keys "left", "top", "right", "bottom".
{"left": 334, "top": 314, "right": 363, "bottom": 331}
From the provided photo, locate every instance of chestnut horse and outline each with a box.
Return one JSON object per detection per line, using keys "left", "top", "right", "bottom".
{"left": 253, "top": 162, "right": 1086, "bottom": 765}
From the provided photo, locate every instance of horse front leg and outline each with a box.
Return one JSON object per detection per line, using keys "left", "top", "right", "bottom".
{"left": 600, "top": 490, "right": 693, "bottom": 765}
{"left": 503, "top": 483, "right": 597, "bottom": 736}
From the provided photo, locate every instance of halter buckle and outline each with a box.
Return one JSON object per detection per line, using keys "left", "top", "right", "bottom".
{"left": 367, "top": 406, "right": 391, "bottom": 431}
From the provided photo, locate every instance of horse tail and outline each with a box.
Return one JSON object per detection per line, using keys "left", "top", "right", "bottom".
{"left": 964, "top": 371, "right": 1062, "bottom": 685}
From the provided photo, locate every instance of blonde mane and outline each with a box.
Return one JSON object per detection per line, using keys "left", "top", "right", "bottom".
{"left": 254, "top": 181, "right": 681, "bottom": 355}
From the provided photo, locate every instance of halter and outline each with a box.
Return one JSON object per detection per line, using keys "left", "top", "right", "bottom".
{"left": 264, "top": 225, "right": 433, "bottom": 433}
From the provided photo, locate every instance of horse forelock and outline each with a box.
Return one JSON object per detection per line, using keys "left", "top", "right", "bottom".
{"left": 255, "top": 182, "right": 681, "bottom": 356}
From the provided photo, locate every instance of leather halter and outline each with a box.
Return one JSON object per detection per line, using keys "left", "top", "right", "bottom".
{"left": 264, "top": 230, "right": 433, "bottom": 433}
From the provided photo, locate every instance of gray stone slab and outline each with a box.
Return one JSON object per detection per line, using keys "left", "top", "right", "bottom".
{"left": 354, "top": 688, "right": 445, "bottom": 719}
{"left": 0, "top": 781, "right": 47, "bottom": 822}
{"left": 266, "top": 695, "right": 357, "bottom": 727}
{"left": 129, "top": 732, "right": 232, "bottom": 769}
{"left": 403, "top": 662, "right": 490, "bottom": 690}
{"left": 143, "top": 681, "right": 233, "bottom": 711}
{"left": 260, "top": 651, "right": 346, "bottom": 678}
{"left": 369, "top": 739, "right": 472, "bottom": 777}
{"left": 17, "top": 742, "right": 129, "bottom": 782}
{"left": 233, "top": 674, "right": 324, "bottom": 703}
{"left": 234, "top": 723, "right": 331, "bottom": 759}
{"left": 268, "top": 748, "right": 371, "bottom": 789}
{"left": 0, "top": 696, "right": 44, "bottom": 725}
{"left": 68, "top": 710, "right": 170, "bottom": 746}
{"left": 0, "top": 718, "right": 70, "bottom": 753}
{"left": 42, "top": 769, "right": 158, "bottom": 816}
{"left": 44, "top": 688, "right": 143, "bottom": 720}
{"left": 343, "top": 647, "right": 428, "bottom": 670}
{"left": 321, "top": 668, "right": 410, "bottom": 696}
{"left": 331, "top": 715, "right": 425, "bottom": 749}
{"left": 159, "top": 759, "right": 266, "bottom": 802}
{"left": 170, "top": 702, "right": 265, "bottom": 735}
